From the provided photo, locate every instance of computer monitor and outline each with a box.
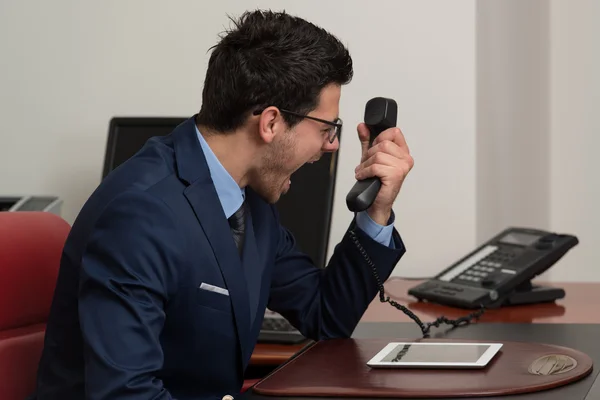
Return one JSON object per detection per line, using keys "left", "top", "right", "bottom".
{"left": 102, "top": 117, "right": 187, "bottom": 179}
{"left": 102, "top": 117, "right": 338, "bottom": 268}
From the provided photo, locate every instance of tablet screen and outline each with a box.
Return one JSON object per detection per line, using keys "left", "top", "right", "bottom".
{"left": 367, "top": 342, "right": 503, "bottom": 368}
{"left": 381, "top": 343, "right": 492, "bottom": 363}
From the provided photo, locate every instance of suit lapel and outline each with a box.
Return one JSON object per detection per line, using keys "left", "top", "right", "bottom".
{"left": 171, "top": 117, "right": 251, "bottom": 365}
{"left": 184, "top": 183, "right": 251, "bottom": 358}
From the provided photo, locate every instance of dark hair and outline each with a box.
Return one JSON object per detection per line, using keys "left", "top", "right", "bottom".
{"left": 196, "top": 10, "right": 353, "bottom": 133}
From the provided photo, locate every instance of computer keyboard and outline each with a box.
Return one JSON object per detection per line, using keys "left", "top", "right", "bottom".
{"left": 258, "top": 313, "right": 307, "bottom": 344}
{"left": 261, "top": 317, "right": 299, "bottom": 332}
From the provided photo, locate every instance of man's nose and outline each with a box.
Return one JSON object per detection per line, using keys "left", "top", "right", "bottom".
{"left": 322, "top": 137, "right": 339, "bottom": 153}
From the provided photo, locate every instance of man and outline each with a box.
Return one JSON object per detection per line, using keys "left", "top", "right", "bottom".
{"left": 33, "top": 9, "right": 414, "bottom": 400}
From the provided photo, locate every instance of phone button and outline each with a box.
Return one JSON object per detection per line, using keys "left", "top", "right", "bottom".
{"left": 481, "top": 277, "right": 498, "bottom": 288}
{"left": 481, "top": 272, "right": 508, "bottom": 288}
{"left": 540, "top": 234, "right": 558, "bottom": 243}
{"left": 535, "top": 242, "right": 553, "bottom": 250}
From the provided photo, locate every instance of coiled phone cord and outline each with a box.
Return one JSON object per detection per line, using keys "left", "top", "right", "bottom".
{"left": 349, "top": 230, "right": 486, "bottom": 338}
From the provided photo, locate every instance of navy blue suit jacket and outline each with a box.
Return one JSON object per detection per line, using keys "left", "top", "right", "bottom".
{"left": 33, "top": 117, "right": 405, "bottom": 399}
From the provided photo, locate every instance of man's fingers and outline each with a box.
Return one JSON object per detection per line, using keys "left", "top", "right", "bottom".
{"left": 355, "top": 150, "right": 415, "bottom": 179}
{"left": 365, "top": 140, "right": 404, "bottom": 159}
{"left": 356, "top": 151, "right": 397, "bottom": 170}
{"left": 355, "top": 163, "right": 395, "bottom": 181}
{"left": 357, "top": 123, "right": 371, "bottom": 161}
{"left": 373, "top": 127, "right": 409, "bottom": 152}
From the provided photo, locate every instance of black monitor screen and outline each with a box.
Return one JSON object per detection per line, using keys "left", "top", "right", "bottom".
{"left": 102, "top": 117, "right": 338, "bottom": 268}
{"left": 102, "top": 118, "right": 186, "bottom": 178}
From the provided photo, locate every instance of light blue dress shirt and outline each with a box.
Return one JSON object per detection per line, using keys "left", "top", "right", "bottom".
{"left": 195, "top": 126, "right": 394, "bottom": 247}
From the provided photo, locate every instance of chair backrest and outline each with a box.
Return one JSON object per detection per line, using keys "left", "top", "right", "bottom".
{"left": 0, "top": 211, "right": 70, "bottom": 400}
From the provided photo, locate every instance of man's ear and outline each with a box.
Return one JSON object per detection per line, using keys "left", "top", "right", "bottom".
{"left": 256, "top": 107, "right": 284, "bottom": 144}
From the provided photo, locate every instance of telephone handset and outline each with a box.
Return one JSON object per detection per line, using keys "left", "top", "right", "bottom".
{"left": 348, "top": 97, "right": 486, "bottom": 338}
{"left": 408, "top": 227, "right": 579, "bottom": 309}
{"left": 346, "top": 97, "right": 398, "bottom": 212}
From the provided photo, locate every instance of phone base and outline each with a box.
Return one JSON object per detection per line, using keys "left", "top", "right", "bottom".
{"left": 407, "top": 279, "right": 566, "bottom": 309}
{"left": 500, "top": 281, "right": 565, "bottom": 307}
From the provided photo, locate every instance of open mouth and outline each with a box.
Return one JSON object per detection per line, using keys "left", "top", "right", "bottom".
{"left": 286, "top": 154, "right": 322, "bottom": 188}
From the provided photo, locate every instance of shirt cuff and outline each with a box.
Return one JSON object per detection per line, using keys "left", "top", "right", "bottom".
{"left": 355, "top": 211, "right": 395, "bottom": 248}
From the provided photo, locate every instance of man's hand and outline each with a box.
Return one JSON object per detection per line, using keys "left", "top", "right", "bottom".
{"left": 354, "top": 123, "right": 414, "bottom": 225}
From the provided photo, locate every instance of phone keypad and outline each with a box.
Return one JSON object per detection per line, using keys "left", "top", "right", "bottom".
{"left": 453, "top": 249, "right": 519, "bottom": 286}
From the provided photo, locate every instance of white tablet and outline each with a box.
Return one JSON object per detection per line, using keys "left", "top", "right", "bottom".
{"left": 367, "top": 342, "right": 503, "bottom": 369}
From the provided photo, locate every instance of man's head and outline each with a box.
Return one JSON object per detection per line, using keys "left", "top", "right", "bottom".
{"left": 196, "top": 10, "right": 353, "bottom": 203}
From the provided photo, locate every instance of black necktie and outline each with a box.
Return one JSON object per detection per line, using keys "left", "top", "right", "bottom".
{"left": 228, "top": 202, "right": 246, "bottom": 254}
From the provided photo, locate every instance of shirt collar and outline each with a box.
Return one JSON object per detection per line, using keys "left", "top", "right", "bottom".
{"left": 195, "top": 125, "right": 245, "bottom": 219}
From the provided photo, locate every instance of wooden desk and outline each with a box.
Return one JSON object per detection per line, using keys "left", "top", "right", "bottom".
{"left": 250, "top": 278, "right": 599, "bottom": 365}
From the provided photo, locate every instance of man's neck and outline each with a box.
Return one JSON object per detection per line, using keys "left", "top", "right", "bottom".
{"left": 197, "top": 125, "right": 255, "bottom": 188}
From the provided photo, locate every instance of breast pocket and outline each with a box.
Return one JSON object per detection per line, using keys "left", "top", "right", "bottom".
{"left": 196, "top": 283, "right": 233, "bottom": 313}
{"left": 194, "top": 286, "right": 236, "bottom": 340}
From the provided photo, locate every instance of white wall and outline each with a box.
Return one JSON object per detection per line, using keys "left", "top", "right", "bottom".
{"left": 476, "top": 0, "right": 551, "bottom": 241}
{"left": 0, "top": 0, "right": 478, "bottom": 280}
{"left": 549, "top": 0, "right": 600, "bottom": 281}
{"left": 6, "top": 1, "right": 596, "bottom": 282}
{"left": 474, "top": 0, "right": 599, "bottom": 281}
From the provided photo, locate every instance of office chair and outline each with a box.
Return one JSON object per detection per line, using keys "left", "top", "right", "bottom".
{"left": 0, "top": 211, "right": 70, "bottom": 400}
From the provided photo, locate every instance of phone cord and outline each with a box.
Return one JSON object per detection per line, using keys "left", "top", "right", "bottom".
{"left": 349, "top": 230, "right": 485, "bottom": 338}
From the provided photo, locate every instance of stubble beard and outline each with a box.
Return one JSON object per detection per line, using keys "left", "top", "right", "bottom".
{"left": 253, "top": 132, "right": 297, "bottom": 204}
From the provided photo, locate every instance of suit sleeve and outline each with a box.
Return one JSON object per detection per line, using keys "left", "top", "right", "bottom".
{"left": 267, "top": 209, "right": 406, "bottom": 340}
{"left": 78, "top": 190, "right": 182, "bottom": 400}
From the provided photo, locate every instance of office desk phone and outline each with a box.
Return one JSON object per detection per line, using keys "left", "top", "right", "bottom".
{"left": 408, "top": 227, "right": 578, "bottom": 309}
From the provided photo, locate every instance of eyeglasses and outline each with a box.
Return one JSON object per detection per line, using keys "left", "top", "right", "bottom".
{"left": 253, "top": 108, "right": 343, "bottom": 144}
